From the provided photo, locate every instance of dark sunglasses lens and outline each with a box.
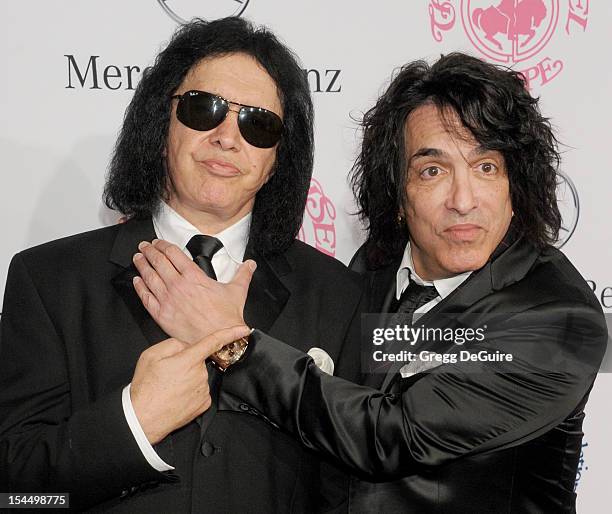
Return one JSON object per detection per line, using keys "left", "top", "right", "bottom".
{"left": 176, "top": 91, "right": 227, "bottom": 131}
{"left": 238, "top": 108, "right": 283, "bottom": 148}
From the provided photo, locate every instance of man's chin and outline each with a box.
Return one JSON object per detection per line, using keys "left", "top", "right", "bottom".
{"left": 441, "top": 251, "right": 489, "bottom": 276}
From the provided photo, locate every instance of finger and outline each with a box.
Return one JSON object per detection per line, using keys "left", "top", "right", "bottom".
{"left": 152, "top": 239, "right": 205, "bottom": 280}
{"left": 231, "top": 260, "right": 257, "bottom": 295}
{"left": 133, "top": 252, "right": 168, "bottom": 301}
{"left": 147, "top": 337, "right": 189, "bottom": 360}
{"left": 133, "top": 275, "right": 161, "bottom": 318}
{"left": 138, "top": 241, "right": 181, "bottom": 285}
{"left": 183, "top": 325, "right": 252, "bottom": 363}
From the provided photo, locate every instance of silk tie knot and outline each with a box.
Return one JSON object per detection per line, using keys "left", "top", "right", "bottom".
{"left": 186, "top": 235, "right": 223, "bottom": 280}
{"left": 395, "top": 280, "right": 438, "bottom": 323}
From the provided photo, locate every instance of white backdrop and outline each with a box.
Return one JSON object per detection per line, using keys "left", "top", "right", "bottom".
{"left": 1, "top": 2, "right": 610, "bottom": 511}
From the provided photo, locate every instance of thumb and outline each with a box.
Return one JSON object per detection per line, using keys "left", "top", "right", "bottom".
{"left": 231, "top": 260, "right": 257, "bottom": 294}
{"left": 185, "top": 325, "right": 252, "bottom": 362}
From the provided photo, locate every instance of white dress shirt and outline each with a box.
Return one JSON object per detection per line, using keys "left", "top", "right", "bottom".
{"left": 122, "top": 202, "right": 250, "bottom": 471}
{"left": 395, "top": 241, "right": 472, "bottom": 315}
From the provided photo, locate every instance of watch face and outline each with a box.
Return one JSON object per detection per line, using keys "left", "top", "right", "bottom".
{"left": 210, "top": 336, "right": 250, "bottom": 371}
{"left": 157, "top": 0, "right": 250, "bottom": 24}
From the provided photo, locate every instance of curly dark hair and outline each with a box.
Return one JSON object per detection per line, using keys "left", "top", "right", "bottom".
{"left": 350, "top": 52, "right": 562, "bottom": 268}
{"left": 104, "top": 17, "right": 313, "bottom": 255}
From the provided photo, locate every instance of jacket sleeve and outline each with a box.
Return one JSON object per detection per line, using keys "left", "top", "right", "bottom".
{"left": 0, "top": 253, "right": 170, "bottom": 509}
{"left": 219, "top": 303, "right": 607, "bottom": 480}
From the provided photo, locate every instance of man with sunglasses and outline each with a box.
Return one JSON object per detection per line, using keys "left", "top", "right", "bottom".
{"left": 0, "top": 18, "right": 362, "bottom": 512}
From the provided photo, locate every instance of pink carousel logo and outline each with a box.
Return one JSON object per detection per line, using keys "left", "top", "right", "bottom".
{"left": 428, "top": 0, "right": 590, "bottom": 89}
{"left": 298, "top": 178, "right": 337, "bottom": 257}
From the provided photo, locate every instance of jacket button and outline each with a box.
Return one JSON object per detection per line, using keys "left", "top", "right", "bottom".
{"left": 200, "top": 441, "right": 215, "bottom": 457}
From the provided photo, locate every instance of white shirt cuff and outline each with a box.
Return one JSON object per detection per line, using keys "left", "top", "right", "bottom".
{"left": 121, "top": 384, "right": 174, "bottom": 472}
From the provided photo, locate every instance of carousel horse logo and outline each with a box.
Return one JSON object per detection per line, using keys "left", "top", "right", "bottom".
{"left": 428, "top": 0, "right": 590, "bottom": 89}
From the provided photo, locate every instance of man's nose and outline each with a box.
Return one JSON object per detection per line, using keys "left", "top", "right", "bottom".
{"left": 445, "top": 170, "right": 478, "bottom": 214}
{"left": 209, "top": 109, "right": 242, "bottom": 151}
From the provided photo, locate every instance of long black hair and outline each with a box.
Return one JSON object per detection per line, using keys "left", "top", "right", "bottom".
{"left": 350, "top": 52, "right": 561, "bottom": 268}
{"left": 104, "top": 17, "right": 313, "bottom": 255}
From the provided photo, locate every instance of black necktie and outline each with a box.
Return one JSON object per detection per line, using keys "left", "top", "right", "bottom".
{"left": 186, "top": 235, "right": 224, "bottom": 279}
{"left": 185, "top": 235, "right": 224, "bottom": 436}
{"left": 395, "top": 280, "right": 438, "bottom": 324}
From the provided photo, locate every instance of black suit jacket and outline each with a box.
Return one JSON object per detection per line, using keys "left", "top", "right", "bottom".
{"left": 220, "top": 236, "right": 607, "bottom": 513}
{"left": 0, "top": 218, "right": 363, "bottom": 513}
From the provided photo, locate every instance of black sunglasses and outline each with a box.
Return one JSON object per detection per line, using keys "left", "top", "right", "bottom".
{"left": 171, "top": 90, "right": 283, "bottom": 149}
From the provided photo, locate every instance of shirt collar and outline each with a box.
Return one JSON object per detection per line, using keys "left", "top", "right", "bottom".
{"left": 152, "top": 201, "right": 250, "bottom": 264}
{"left": 396, "top": 241, "right": 472, "bottom": 300}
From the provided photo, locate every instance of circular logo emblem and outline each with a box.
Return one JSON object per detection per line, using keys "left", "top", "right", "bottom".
{"left": 555, "top": 170, "right": 579, "bottom": 248}
{"left": 157, "top": 0, "right": 250, "bottom": 24}
{"left": 462, "top": 0, "right": 559, "bottom": 64}
{"left": 298, "top": 178, "right": 337, "bottom": 257}
{"left": 428, "top": 0, "right": 589, "bottom": 89}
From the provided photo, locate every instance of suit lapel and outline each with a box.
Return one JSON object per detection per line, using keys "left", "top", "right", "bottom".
{"left": 109, "top": 218, "right": 169, "bottom": 348}
{"left": 369, "top": 261, "right": 399, "bottom": 314}
{"left": 242, "top": 244, "right": 291, "bottom": 333}
{"left": 377, "top": 267, "right": 495, "bottom": 391}
{"left": 378, "top": 236, "right": 539, "bottom": 391}
{"left": 361, "top": 259, "right": 401, "bottom": 389}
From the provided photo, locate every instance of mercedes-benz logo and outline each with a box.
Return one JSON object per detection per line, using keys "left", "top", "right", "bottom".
{"left": 555, "top": 170, "right": 580, "bottom": 248}
{"left": 157, "top": 0, "right": 250, "bottom": 24}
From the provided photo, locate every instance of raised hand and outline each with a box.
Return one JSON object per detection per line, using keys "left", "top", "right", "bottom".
{"left": 132, "top": 239, "right": 255, "bottom": 344}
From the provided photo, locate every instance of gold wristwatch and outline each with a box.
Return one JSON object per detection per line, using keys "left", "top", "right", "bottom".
{"left": 209, "top": 334, "right": 250, "bottom": 371}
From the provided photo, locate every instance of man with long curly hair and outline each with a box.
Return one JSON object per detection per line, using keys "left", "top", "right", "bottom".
{"left": 0, "top": 18, "right": 363, "bottom": 512}
{"left": 138, "top": 53, "right": 607, "bottom": 513}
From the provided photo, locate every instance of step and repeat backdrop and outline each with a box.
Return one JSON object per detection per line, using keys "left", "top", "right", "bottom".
{"left": 1, "top": 1, "right": 610, "bottom": 510}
